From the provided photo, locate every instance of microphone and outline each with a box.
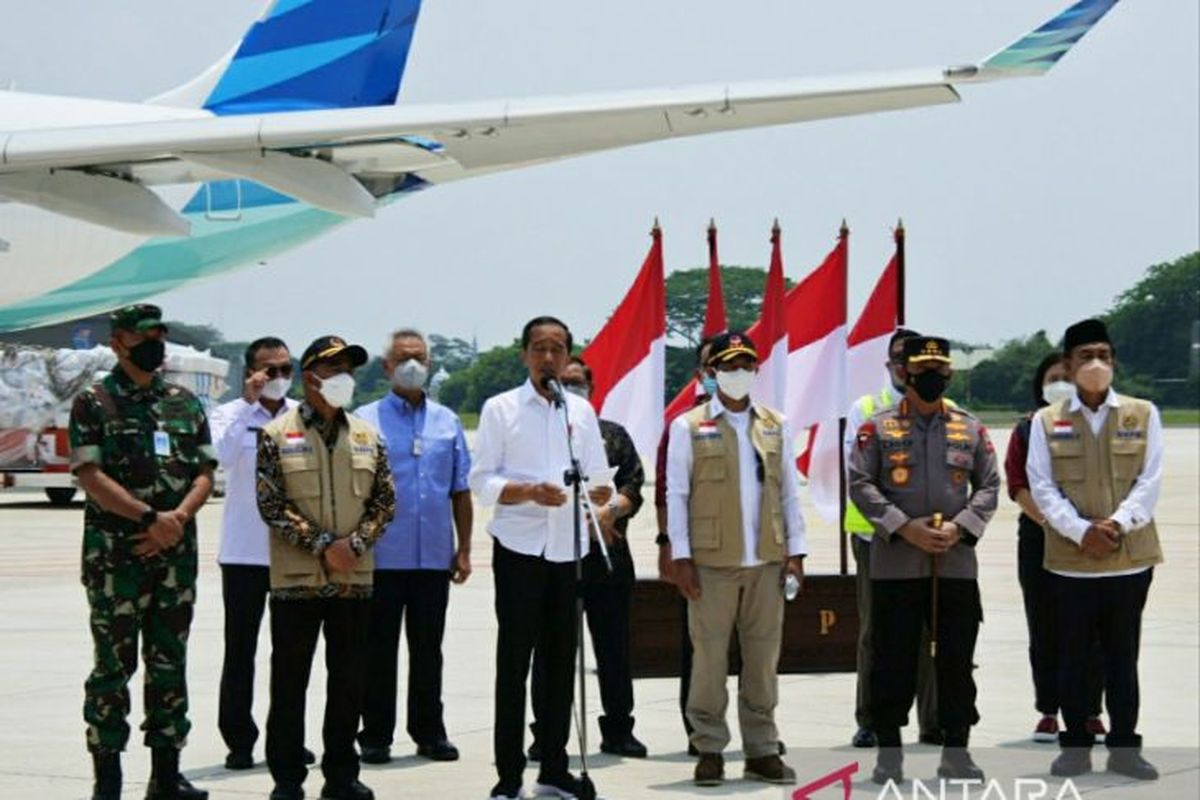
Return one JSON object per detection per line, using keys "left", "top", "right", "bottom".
{"left": 540, "top": 374, "right": 565, "bottom": 407}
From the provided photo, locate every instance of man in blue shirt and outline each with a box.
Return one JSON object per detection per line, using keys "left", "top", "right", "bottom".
{"left": 355, "top": 329, "right": 473, "bottom": 764}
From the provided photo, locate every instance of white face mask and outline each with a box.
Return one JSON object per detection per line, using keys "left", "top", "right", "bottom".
{"left": 1075, "top": 359, "right": 1113, "bottom": 395}
{"left": 1041, "top": 380, "right": 1074, "bottom": 406}
{"left": 391, "top": 359, "right": 428, "bottom": 391}
{"left": 715, "top": 369, "right": 755, "bottom": 401}
{"left": 318, "top": 373, "right": 356, "bottom": 408}
{"left": 260, "top": 376, "right": 292, "bottom": 402}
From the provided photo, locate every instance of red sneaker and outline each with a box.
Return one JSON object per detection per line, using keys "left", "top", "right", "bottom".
{"left": 1033, "top": 716, "right": 1059, "bottom": 743}
{"left": 1086, "top": 717, "right": 1108, "bottom": 743}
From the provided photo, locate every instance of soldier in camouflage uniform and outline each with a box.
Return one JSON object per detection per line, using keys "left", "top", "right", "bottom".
{"left": 69, "top": 304, "right": 217, "bottom": 800}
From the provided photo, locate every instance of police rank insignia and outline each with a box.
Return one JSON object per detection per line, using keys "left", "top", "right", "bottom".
{"left": 890, "top": 466, "right": 910, "bottom": 486}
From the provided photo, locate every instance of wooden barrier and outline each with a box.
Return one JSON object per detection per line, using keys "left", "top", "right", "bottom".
{"left": 629, "top": 574, "right": 859, "bottom": 678}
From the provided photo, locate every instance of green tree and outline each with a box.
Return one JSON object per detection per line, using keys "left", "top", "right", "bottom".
{"left": 428, "top": 334, "right": 477, "bottom": 373}
{"left": 1103, "top": 252, "right": 1199, "bottom": 406}
{"left": 438, "top": 342, "right": 526, "bottom": 413}
{"left": 947, "top": 332, "right": 1056, "bottom": 410}
{"left": 665, "top": 266, "right": 789, "bottom": 346}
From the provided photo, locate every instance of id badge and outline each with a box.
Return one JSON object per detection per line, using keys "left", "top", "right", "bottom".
{"left": 412, "top": 437, "right": 423, "bottom": 457}
{"left": 153, "top": 430, "right": 171, "bottom": 457}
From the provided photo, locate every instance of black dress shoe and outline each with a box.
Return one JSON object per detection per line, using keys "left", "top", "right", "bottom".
{"left": 852, "top": 728, "right": 877, "bottom": 748}
{"left": 304, "top": 748, "right": 316, "bottom": 766}
{"left": 526, "top": 739, "right": 542, "bottom": 762}
{"left": 600, "top": 734, "right": 647, "bottom": 758}
{"left": 871, "top": 748, "right": 904, "bottom": 786}
{"left": 416, "top": 739, "right": 460, "bottom": 761}
{"left": 937, "top": 748, "right": 984, "bottom": 781}
{"left": 319, "top": 779, "right": 374, "bottom": 800}
{"left": 358, "top": 745, "right": 391, "bottom": 765}
{"left": 224, "top": 750, "right": 254, "bottom": 770}
{"left": 1051, "top": 749, "right": 1093, "bottom": 777}
{"left": 1106, "top": 750, "right": 1159, "bottom": 781}
{"left": 270, "top": 785, "right": 304, "bottom": 800}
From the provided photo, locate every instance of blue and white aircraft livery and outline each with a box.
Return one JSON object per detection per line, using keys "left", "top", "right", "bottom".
{"left": 0, "top": 0, "right": 1120, "bottom": 331}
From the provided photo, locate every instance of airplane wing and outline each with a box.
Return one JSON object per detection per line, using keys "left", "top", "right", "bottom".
{"left": 0, "top": 0, "right": 1120, "bottom": 238}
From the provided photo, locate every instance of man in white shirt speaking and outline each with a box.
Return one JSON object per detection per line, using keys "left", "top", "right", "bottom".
{"left": 667, "top": 330, "right": 808, "bottom": 787}
{"left": 1026, "top": 318, "right": 1163, "bottom": 782}
{"left": 469, "top": 316, "right": 613, "bottom": 800}
{"left": 209, "top": 337, "right": 306, "bottom": 771}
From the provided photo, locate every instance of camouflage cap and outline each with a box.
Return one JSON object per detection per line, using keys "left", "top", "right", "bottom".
{"left": 109, "top": 304, "right": 168, "bottom": 334}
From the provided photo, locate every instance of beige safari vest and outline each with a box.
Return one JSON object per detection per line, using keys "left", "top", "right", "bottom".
{"left": 1037, "top": 394, "right": 1163, "bottom": 574}
{"left": 684, "top": 402, "right": 786, "bottom": 568}
{"left": 262, "top": 407, "right": 380, "bottom": 591}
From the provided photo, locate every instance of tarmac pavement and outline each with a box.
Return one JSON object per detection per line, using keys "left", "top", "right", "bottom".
{"left": 0, "top": 426, "right": 1195, "bottom": 799}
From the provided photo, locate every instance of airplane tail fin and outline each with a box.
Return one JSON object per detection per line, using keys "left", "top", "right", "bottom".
{"left": 149, "top": 0, "right": 423, "bottom": 114}
{"left": 978, "top": 0, "right": 1120, "bottom": 78}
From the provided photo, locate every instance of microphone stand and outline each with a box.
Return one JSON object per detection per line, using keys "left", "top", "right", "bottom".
{"left": 546, "top": 377, "right": 610, "bottom": 800}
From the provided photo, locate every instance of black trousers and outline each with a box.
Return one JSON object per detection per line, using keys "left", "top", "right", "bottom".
{"left": 871, "top": 578, "right": 981, "bottom": 746}
{"left": 532, "top": 540, "right": 636, "bottom": 743}
{"left": 1016, "top": 517, "right": 1104, "bottom": 716}
{"left": 358, "top": 570, "right": 451, "bottom": 749}
{"left": 1055, "top": 569, "right": 1153, "bottom": 749}
{"left": 266, "top": 597, "right": 370, "bottom": 788}
{"left": 493, "top": 541, "right": 576, "bottom": 787}
{"left": 218, "top": 564, "right": 271, "bottom": 755}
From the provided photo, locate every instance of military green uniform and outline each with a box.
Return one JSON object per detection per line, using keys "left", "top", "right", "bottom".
{"left": 69, "top": 367, "right": 217, "bottom": 753}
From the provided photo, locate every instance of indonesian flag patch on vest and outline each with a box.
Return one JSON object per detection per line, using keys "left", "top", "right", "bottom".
{"left": 1051, "top": 419, "right": 1076, "bottom": 439}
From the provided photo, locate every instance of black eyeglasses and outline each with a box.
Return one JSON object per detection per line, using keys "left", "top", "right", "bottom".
{"left": 262, "top": 364, "right": 293, "bottom": 379}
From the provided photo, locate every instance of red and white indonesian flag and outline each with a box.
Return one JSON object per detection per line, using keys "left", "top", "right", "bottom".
{"left": 582, "top": 227, "right": 667, "bottom": 457}
{"left": 747, "top": 224, "right": 788, "bottom": 410}
{"left": 664, "top": 221, "right": 728, "bottom": 424}
{"left": 785, "top": 233, "right": 849, "bottom": 522}
{"left": 847, "top": 251, "right": 901, "bottom": 407}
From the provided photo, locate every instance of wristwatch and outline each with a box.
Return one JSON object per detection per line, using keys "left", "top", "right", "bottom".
{"left": 139, "top": 508, "right": 158, "bottom": 529}
{"left": 655, "top": 532, "right": 670, "bottom": 546}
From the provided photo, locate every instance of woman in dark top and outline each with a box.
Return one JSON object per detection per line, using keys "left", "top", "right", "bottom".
{"left": 1005, "top": 353, "right": 1106, "bottom": 743}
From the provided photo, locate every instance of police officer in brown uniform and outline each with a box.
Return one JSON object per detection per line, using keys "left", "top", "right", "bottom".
{"left": 849, "top": 336, "right": 1000, "bottom": 785}
{"left": 1026, "top": 319, "right": 1163, "bottom": 781}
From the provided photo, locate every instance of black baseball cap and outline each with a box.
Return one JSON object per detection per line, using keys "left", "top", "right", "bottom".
{"left": 904, "top": 336, "right": 951, "bottom": 365}
{"left": 706, "top": 330, "right": 759, "bottom": 365}
{"left": 300, "top": 335, "right": 368, "bottom": 370}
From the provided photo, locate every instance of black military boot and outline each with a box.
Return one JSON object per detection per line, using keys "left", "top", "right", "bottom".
{"left": 146, "top": 748, "right": 208, "bottom": 800}
{"left": 91, "top": 751, "right": 121, "bottom": 800}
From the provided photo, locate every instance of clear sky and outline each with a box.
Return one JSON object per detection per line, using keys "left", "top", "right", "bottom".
{"left": 1, "top": 0, "right": 1196, "bottom": 353}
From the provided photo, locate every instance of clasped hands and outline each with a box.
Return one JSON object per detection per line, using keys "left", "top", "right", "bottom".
{"left": 1081, "top": 518, "right": 1123, "bottom": 558}
{"left": 898, "top": 516, "right": 961, "bottom": 555}
{"left": 132, "top": 509, "right": 188, "bottom": 558}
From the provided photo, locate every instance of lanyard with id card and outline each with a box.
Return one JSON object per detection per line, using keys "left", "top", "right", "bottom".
{"left": 153, "top": 428, "right": 171, "bottom": 457}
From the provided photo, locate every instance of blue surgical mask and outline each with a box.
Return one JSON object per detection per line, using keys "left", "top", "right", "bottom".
{"left": 700, "top": 375, "right": 718, "bottom": 397}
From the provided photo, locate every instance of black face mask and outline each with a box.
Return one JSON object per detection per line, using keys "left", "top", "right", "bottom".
{"left": 127, "top": 339, "right": 166, "bottom": 373}
{"left": 908, "top": 370, "right": 949, "bottom": 403}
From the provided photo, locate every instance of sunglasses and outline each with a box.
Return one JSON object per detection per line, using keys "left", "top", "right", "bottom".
{"left": 262, "top": 364, "right": 294, "bottom": 379}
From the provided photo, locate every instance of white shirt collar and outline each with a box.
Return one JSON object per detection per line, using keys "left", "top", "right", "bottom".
{"left": 708, "top": 394, "right": 756, "bottom": 419}
{"left": 519, "top": 377, "right": 556, "bottom": 408}
{"left": 1068, "top": 386, "right": 1119, "bottom": 413}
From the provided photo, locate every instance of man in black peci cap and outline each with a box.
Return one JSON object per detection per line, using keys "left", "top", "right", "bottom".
{"left": 256, "top": 335, "right": 396, "bottom": 800}
{"left": 849, "top": 335, "right": 1000, "bottom": 785}
{"left": 1026, "top": 319, "right": 1164, "bottom": 781}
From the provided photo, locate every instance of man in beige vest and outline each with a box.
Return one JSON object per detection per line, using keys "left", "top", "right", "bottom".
{"left": 256, "top": 336, "right": 396, "bottom": 800}
{"left": 667, "top": 330, "right": 807, "bottom": 787}
{"left": 1027, "top": 319, "right": 1163, "bottom": 781}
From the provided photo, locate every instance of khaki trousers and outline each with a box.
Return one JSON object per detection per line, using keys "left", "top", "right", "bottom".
{"left": 686, "top": 564, "right": 783, "bottom": 757}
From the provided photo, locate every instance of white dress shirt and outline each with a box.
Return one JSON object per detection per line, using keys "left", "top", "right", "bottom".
{"left": 210, "top": 396, "right": 298, "bottom": 566}
{"left": 1026, "top": 387, "right": 1162, "bottom": 578}
{"left": 468, "top": 379, "right": 612, "bottom": 563}
{"left": 666, "top": 395, "right": 808, "bottom": 564}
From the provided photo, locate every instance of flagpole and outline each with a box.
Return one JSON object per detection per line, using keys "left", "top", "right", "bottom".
{"left": 894, "top": 218, "right": 906, "bottom": 326}
{"left": 838, "top": 219, "right": 850, "bottom": 577}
